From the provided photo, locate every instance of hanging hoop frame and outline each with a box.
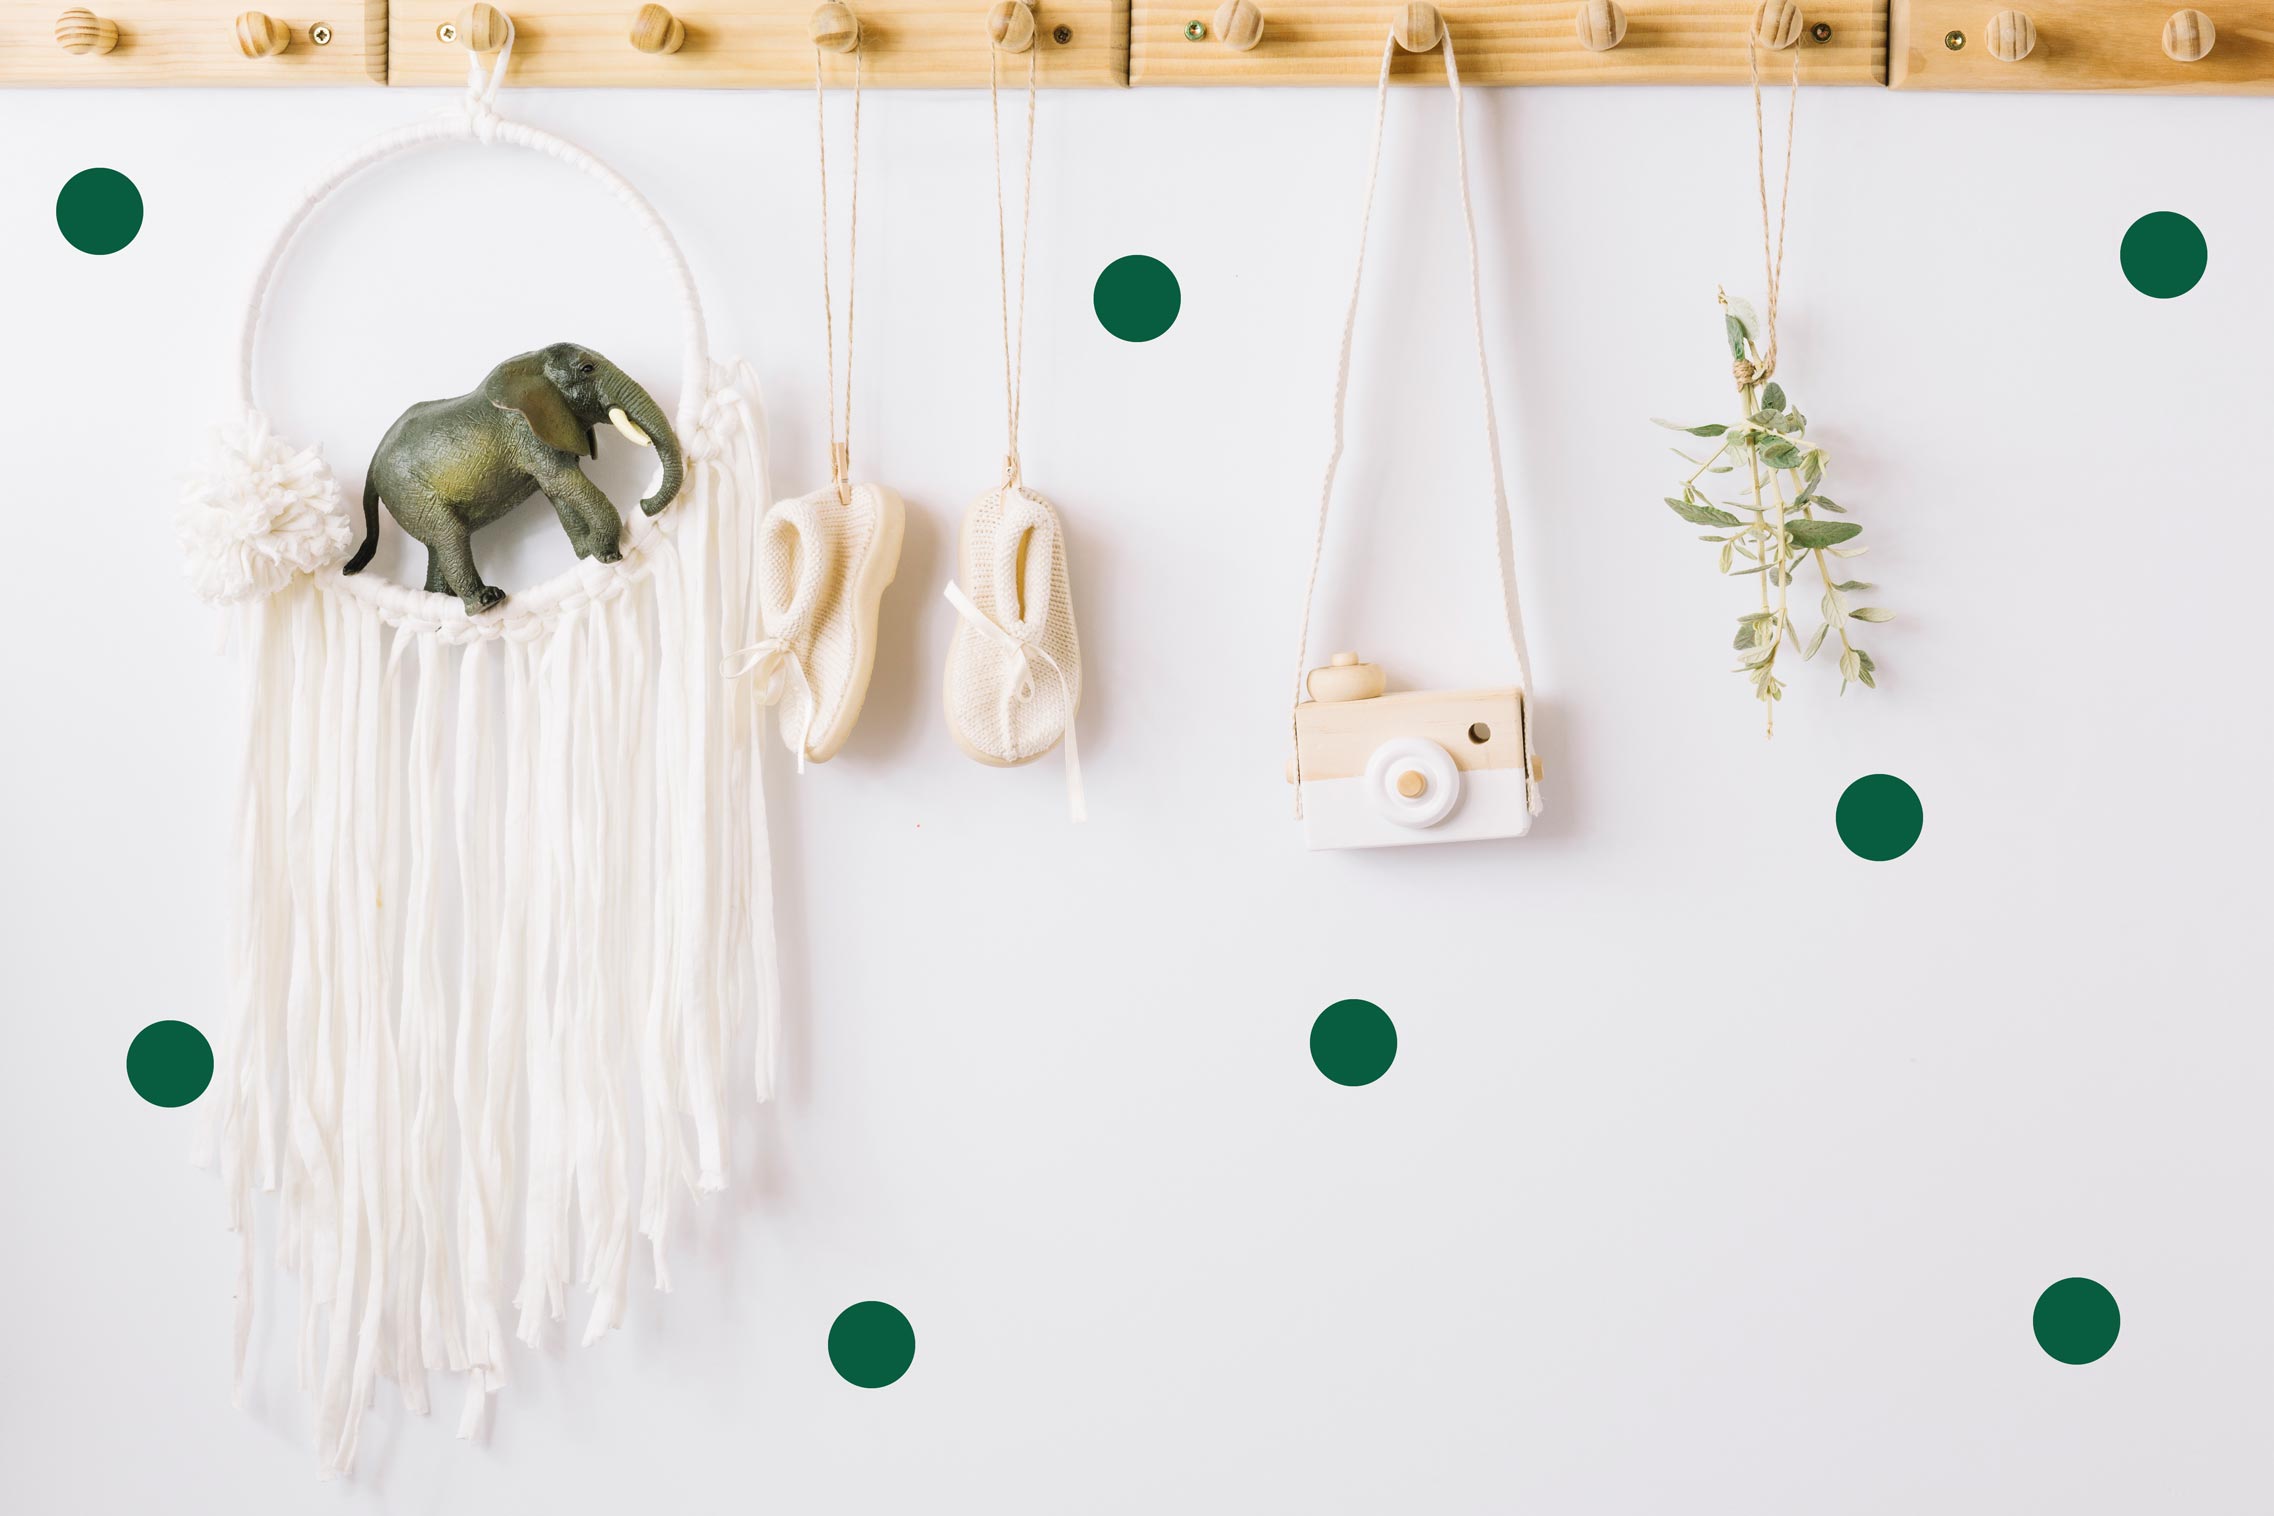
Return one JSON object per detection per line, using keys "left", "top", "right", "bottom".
{"left": 233, "top": 42, "right": 733, "bottom": 642}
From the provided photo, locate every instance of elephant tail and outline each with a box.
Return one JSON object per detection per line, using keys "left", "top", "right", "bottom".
{"left": 342, "top": 471, "right": 380, "bottom": 575}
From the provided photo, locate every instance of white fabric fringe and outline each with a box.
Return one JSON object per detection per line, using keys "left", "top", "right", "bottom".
{"left": 212, "top": 359, "right": 777, "bottom": 1476}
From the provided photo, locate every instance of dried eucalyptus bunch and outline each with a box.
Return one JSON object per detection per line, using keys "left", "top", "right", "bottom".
{"left": 1655, "top": 292, "right": 1889, "bottom": 734}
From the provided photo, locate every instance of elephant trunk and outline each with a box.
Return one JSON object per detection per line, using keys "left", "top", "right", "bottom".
{"left": 599, "top": 365, "right": 683, "bottom": 517}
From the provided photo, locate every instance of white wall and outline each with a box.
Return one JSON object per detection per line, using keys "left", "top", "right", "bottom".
{"left": 3, "top": 74, "right": 2271, "bottom": 1513}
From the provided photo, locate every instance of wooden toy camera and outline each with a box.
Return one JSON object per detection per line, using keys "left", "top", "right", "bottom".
{"left": 1291, "top": 654, "right": 1538, "bottom": 851}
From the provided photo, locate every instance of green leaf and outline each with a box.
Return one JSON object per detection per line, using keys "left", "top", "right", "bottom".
{"left": 1828, "top": 545, "right": 1868, "bottom": 558}
{"left": 1787, "top": 519, "right": 1863, "bottom": 550}
{"left": 1653, "top": 418, "right": 1729, "bottom": 437}
{"left": 1807, "top": 495, "right": 1838, "bottom": 511}
{"left": 1855, "top": 649, "right": 1878, "bottom": 688}
{"left": 1717, "top": 540, "right": 1735, "bottom": 573}
{"left": 1849, "top": 607, "right": 1895, "bottom": 623}
{"left": 1761, "top": 381, "right": 1786, "bottom": 412}
{"left": 1832, "top": 580, "right": 1875, "bottom": 592}
{"left": 1726, "top": 314, "right": 1749, "bottom": 360}
{"left": 1666, "top": 496, "right": 1741, "bottom": 528}
{"left": 1838, "top": 647, "right": 1862, "bottom": 682}
{"left": 1757, "top": 441, "right": 1807, "bottom": 471}
{"left": 1802, "top": 622, "right": 1829, "bottom": 660}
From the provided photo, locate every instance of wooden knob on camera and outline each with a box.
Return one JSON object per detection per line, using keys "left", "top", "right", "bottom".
{"left": 1306, "top": 652, "right": 1386, "bottom": 704}
{"left": 987, "top": 0, "right": 1036, "bottom": 52}
{"left": 54, "top": 8, "right": 117, "bottom": 53}
{"left": 457, "top": 3, "right": 511, "bottom": 52}
{"left": 1986, "top": 10, "right": 2035, "bottom": 61}
{"left": 1214, "top": 0, "right": 1264, "bottom": 49}
{"left": 810, "top": 1, "right": 860, "bottom": 50}
{"left": 1752, "top": 0, "right": 1803, "bottom": 49}
{"left": 235, "top": 10, "right": 289, "bottom": 56}
{"left": 631, "top": 3, "right": 685, "bottom": 53}
{"left": 2163, "top": 9, "right": 2214, "bottom": 61}
{"left": 1575, "top": 0, "right": 1626, "bottom": 51}
{"left": 1391, "top": 2, "right": 1442, "bottom": 52}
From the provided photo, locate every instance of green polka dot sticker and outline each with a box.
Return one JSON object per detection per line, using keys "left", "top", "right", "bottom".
{"left": 829, "top": 1300, "right": 915, "bottom": 1388}
{"left": 57, "top": 168, "right": 144, "bottom": 256}
{"left": 2121, "top": 212, "right": 2206, "bottom": 299}
{"left": 127, "top": 1020, "right": 213, "bottom": 1107}
{"left": 1836, "top": 774, "right": 1922, "bottom": 861}
{"left": 2034, "top": 1277, "right": 2120, "bottom": 1365}
{"left": 1311, "top": 998, "right": 1396, "bottom": 1087}
{"left": 1093, "top": 255, "right": 1180, "bottom": 342}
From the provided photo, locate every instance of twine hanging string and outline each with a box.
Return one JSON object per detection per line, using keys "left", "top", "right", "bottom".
{"left": 989, "top": 41, "right": 1038, "bottom": 488}
{"left": 1735, "top": 36, "right": 1800, "bottom": 392}
{"left": 814, "top": 45, "right": 863, "bottom": 504}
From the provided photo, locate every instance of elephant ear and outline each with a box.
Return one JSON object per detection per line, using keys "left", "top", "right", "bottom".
{"left": 484, "top": 356, "right": 592, "bottom": 458}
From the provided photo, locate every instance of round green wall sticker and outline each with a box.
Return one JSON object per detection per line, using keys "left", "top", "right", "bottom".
{"left": 2120, "top": 212, "right": 2206, "bottom": 298}
{"left": 1836, "top": 774, "right": 1922, "bottom": 861}
{"left": 1093, "top": 255, "right": 1180, "bottom": 342}
{"left": 829, "top": 1300, "right": 915, "bottom": 1388}
{"left": 2033, "top": 1277, "right": 2120, "bottom": 1364}
{"left": 57, "top": 168, "right": 144, "bottom": 256}
{"left": 1311, "top": 998, "right": 1397, "bottom": 1087}
{"left": 127, "top": 1020, "right": 213, "bottom": 1107}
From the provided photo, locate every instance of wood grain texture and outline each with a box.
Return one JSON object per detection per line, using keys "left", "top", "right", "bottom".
{"left": 389, "top": 0, "right": 1128, "bottom": 84}
{"left": 1132, "top": 1, "right": 1884, "bottom": 85}
{"left": 1891, "top": 1, "right": 2274, "bottom": 91}
{"left": 1, "top": 0, "right": 384, "bottom": 81}
{"left": 1294, "top": 688, "right": 1526, "bottom": 781}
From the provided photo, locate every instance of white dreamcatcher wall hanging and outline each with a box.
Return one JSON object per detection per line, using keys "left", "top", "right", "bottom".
{"left": 178, "top": 28, "right": 778, "bottom": 1475}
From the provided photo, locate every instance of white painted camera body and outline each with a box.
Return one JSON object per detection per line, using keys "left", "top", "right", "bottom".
{"left": 1292, "top": 654, "right": 1538, "bottom": 851}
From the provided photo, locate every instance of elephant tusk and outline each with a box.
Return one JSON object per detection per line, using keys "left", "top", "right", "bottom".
{"left": 608, "top": 407, "right": 654, "bottom": 447}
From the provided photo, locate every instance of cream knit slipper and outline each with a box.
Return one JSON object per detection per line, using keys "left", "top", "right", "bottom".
{"left": 942, "top": 482, "right": 1084, "bottom": 817}
{"left": 731, "top": 481, "right": 904, "bottom": 767}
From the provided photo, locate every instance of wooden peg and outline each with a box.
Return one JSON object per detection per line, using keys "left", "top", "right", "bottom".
{"left": 1985, "top": 10, "right": 2035, "bottom": 62}
{"left": 630, "top": 3, "right": 684, "bottom": 53}
{"left": 53, "top": 7, "right": 117, "bottom": 53}
{"left": 1752, "top": 0, "right": 1803, "bottom": 50}
{"left": 1214, "top": 0, "right": 1264, "bottom": 50}
{"left": 2163, "top": 9, "right": 2214, "bottom": 62}
{"left": 1574, "top": 0, "right": 1626, "bottom": 51}
{"left": 810, "top": 0, "right": 860, "bottom": 51}
{"left": 987, "top": 0, "right": 1036, "bottom": 51}
{"left": 1395, "top": 770, "right": 1428, "bottom": 799}
{"left": 234, "top": 10, "right": 289, "bottom": 57}
{"left": 1390, "top": 1, "right": 1442, "bottom": 53}
{"left": 457, "top": 3, "right": 512, "bottom": 53}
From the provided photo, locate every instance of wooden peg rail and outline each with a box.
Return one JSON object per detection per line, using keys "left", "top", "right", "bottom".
{"left": 386, "top": 0, "right": 1126, "bottom": 85}
{"left": 6, "top": 0, "right": 2274, "bottom": 89}
{"left": 1133, "top": 0, "right": 1882, "bottom": 85}
{"left": 1891, "top": 2, "right": 2274, "bottom": 92}
{"left": 4, "top": 0, "right": 385, "bottom": 81}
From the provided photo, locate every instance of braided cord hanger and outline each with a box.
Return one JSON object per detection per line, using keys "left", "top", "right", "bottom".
{"left": 989, "top": 40, "right": 1038, "bottom": 488}
{"left": 814, "top": 43, "right": 863, "bottom": 503}
{"left": 1736, "top": 36, "right": 1800, "bottom": 391}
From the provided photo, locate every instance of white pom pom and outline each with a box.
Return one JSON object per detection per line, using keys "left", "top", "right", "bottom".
{"left": 177, "top": 410, "right": 353, "bottom": 605}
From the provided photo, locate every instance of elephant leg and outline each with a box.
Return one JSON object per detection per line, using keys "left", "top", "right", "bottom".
{"left": 424, "top": 553, "right": 449, "bottom": 594}
{"left": 431, "top": 526, "right": 506, "bottom": 613}
{"left": 542, "top": 492, "right": 597, "bottom": 559}
{"left": 533, "top": 465, "right": 625, "bottom": 565}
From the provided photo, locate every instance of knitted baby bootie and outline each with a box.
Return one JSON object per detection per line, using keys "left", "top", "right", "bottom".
{"left": 942, "top": 482, "right": 1084, "bottom": 817}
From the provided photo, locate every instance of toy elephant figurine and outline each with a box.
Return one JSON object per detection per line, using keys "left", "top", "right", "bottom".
{"left": 343, "top": 342, "right": 684, "bottom": 613}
